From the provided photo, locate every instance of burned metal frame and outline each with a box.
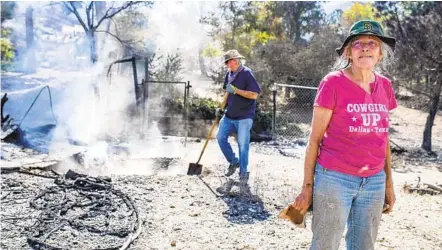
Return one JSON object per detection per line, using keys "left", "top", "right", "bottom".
{"left": 107, "top": 56, "right": 192, "bottom": 146}
{"left": 107, "top": 56, "right": 142, "bottom": 106}
{"left": 145, "top": 80, "right": 192, "bottom": 146}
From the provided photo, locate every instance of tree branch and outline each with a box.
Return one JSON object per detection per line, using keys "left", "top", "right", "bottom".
{"left": 88, "top": 2, "right": 94, "bottom": 28}
{"left": 63, "top": 2, "right": 74, "bottom": 13}
{"left": 86, "top": 2, "right": 93, "bottom": 29}
{"left": 65, "top": 2, "right": 89, "bottom": 32}
{"left": 93, "top": 1, "right": 139, "bottom": 31}
{"left": 89, "top": 1, "right": 96, "bottom": 27}
{"left": 399, "top": 84, "right": 435, "bottom": 99}
{"left": 95, "top": 30, "right": 134, "bottom": 46}
{"left": 425, "top": 53, "right": 442, "bottom": 67}
{"left": 109, "top": 18, "right": 120, "bottom": 37}
{"left": 46, "top": 2, "right": 63, "bottom": 8}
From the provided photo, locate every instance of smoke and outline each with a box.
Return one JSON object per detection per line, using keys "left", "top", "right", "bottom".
{"left": 143, "top": 1, "right": 222, "bottom": 94}
{"left": 2, "top": 1, "right": 227, "bottom": 175}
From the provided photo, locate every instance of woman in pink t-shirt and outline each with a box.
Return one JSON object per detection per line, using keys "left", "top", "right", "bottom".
{"left": 292, "top": 20, "right": 397, "bottom": 250}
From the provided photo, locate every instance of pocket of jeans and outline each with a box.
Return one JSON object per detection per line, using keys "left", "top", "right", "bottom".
{"left": 314, "top": 163, "right": 320, "bottom": 174}
{"left": 315, "top": 163, "right": 328, "bottom": 175}
{"left": 313, "top": 163, "right": 325, "bottom": 193}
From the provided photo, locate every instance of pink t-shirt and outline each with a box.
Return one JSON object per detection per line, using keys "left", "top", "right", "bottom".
{"left": 314, "top": 71, "right": 398, "bottom": 177}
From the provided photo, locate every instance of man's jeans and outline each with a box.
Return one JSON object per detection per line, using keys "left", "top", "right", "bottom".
{"left": 310, "top": 163, "right": 386, "bottom": 250}
{"left": 217, "top": 116, "right": 253, "bottom": 176}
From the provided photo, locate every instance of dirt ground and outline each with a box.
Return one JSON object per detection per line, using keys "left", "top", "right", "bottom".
{"left": 1, "top": 102, "right": 442, "bottom": 250}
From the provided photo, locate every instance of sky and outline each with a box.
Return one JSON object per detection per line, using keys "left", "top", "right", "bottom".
{"left": 322, "top": 0, "right": 354, "bottom": 15}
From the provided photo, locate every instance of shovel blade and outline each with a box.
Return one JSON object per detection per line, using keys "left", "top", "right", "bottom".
{"left": 188, "top": 163, "right": 203, "bottom": 175}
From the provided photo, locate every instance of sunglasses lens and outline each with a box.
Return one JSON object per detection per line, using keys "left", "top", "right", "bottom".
{"left": 352, "top": 40, "right": 379, "bottom": 50}
{"left": 368, "top": 41, "right": 379, "bottom": 49}
{"left": 352, "top": 41, "right": 362, "bottom": 49}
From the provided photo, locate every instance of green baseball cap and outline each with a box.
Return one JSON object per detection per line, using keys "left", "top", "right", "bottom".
{"left": 336, "top": 20, "right": 396, "bottom": 56}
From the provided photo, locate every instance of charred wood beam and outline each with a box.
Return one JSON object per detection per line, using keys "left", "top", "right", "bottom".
{"left": 1, "top": 93, "right": 10, "bottom": 124}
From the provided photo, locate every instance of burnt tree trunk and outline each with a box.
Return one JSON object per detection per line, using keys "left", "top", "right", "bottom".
{"left": 422, "top": 78, "right": 442, "bottom": 152}
{"left": 87, "top": 31, "right": 97, "bottom": 64}
{"left": 25, "top": 6, "right": 36, "bottom": 73}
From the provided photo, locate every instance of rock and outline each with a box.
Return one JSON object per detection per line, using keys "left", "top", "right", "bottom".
{"left": 171, "top": 240, "right": 177, "bottom": 247}
{"left": 190, "top": 212, "right": 201, "bottom": 217}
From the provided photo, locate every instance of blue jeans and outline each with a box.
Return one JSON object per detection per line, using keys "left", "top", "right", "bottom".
{"left": 216, "top": 116, "right": 253, "bottom": 176}
{"left": 310, "top": 164, "right": 386, "bottom": 250}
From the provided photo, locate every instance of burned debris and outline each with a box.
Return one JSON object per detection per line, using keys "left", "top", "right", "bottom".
{"left": 2, "top": 168, "right": 141, "bottom": 250}
{"left": 403, "top": 177, "right": 442, "bottom": 196}
{"left": 1, "top": 93, "right": 20, "bottom": 142}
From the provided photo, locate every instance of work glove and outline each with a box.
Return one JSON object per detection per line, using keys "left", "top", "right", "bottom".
{"left": 225, "top": 84, "right": 238, "bottom": 94}
{"left": 215, "top": 108, "right": 224, "bottom": 118}
{"left": 279, "top": 205, "right": 306, "bottom": 228}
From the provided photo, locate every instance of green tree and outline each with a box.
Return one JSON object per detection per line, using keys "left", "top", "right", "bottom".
{"left": 200, "top": 2, "right": 285, "bottom": 86}
{"left": 1, "top": 2, "right": 17, "bottom": 70}
{"left": 1, "top": 2, "right": 16, "bottom": 23}
{"left": 1, "top": 36, "right": 14, "bottom": 62}
{"left": 112, "top": 7, "right": 150, "bottom": 56}
{"left": 275, "top": 1, "right": 324, "bottom": 42}
{"left": 153, "top": 52, "right": 183, "bottom": 82}
{"left": 342, "top": 2, "right": 384, "bottom": 27}
{"left": 148, "top": 51, "right": 184, "bottom": 100}
{"left": 201, "top": 2, "right": 284, "bottom": 57}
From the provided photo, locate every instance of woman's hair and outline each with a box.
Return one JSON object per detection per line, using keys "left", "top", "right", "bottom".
{"left": 332, "top": 36, "right": 395, "bottom": 72}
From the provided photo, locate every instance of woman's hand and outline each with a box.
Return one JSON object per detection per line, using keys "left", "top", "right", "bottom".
{"left": 383, "top": 185, "right": 395, "bottom": 213}
{"left": 293, "top": 186, "right": 313, "bottom": 215}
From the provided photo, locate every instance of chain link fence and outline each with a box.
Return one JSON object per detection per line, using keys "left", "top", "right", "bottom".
{"left": 145, "top": 81, "right": 190, "bottom": 141}
{"left": 271, "top": 79, "right": 318, "bottom": 141}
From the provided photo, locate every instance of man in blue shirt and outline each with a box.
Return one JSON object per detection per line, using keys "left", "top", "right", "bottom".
{"left": 216, "top": 50, "right": 262, "bottom": 192}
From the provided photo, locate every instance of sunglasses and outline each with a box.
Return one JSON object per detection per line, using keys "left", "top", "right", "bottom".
{"left": 351, "top": 40, "right": 380, "bottom": 50}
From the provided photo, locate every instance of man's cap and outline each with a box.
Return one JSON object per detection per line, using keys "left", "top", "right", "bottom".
{"left": 224, "top": 50, "right": 245, "bottom": 63}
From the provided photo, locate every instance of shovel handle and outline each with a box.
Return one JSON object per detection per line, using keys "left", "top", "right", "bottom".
{"left": 195, "top": 93, "right": 229, "bottom": 164}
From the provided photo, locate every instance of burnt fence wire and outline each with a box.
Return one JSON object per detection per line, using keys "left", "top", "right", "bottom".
{"left": 1, "top": 169, "right": 141, "bottom": 250}
{"left": 271, "top": 82, "right": 318, "bottom": 141}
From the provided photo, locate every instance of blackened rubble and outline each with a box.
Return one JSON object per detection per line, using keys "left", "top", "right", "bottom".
{"left": 1, "top": 168, "right": 141, "bottom": 250}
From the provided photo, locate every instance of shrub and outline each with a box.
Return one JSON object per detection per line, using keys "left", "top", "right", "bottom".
{"left": 158, "top": 96, "right": 273, "bottom": 135}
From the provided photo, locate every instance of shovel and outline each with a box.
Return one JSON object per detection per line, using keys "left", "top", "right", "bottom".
{"left": 187, "top": 93, "right": 229, "bottom": 175}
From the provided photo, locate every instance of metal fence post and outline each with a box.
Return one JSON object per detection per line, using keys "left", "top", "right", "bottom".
{"left": 271, "top": 83, "right": 277, "bottom": 141}
{"left": 131, "top": 56, "right": 140, "bottom": 108}
{"left": 184, "top": 81, "right": 191, "bottom": 147}
{"left": 143, "top": 58, "right": 149, "bottom": 135}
